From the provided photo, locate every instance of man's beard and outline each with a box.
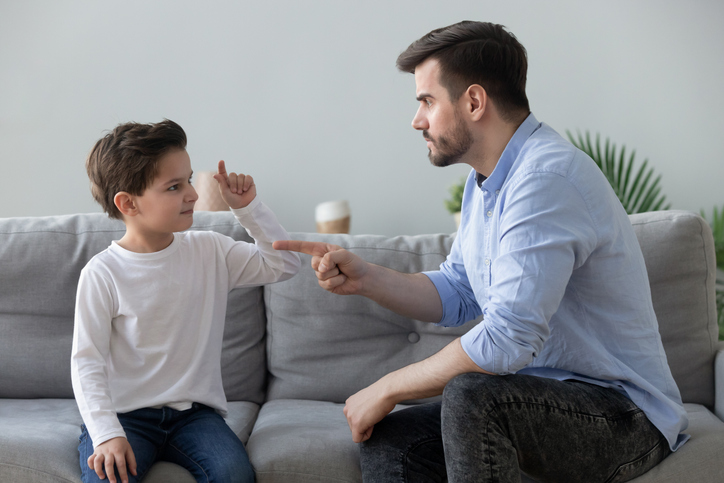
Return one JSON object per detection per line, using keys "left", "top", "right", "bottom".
{"left": 424, "top": 110, "right": 473, "bottom": 167}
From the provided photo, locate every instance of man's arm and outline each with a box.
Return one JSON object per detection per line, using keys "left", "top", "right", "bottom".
{"left": 272, "top": 240, "right": 443, "bottom": 322}
{"left": 343, "top": 338, "right": 491, "bottom": 442}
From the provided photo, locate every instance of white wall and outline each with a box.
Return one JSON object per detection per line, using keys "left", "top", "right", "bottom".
{"left": 1, "top": 0, "right": 722, "bottom": 236}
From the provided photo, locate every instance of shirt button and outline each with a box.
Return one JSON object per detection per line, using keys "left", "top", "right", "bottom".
{"left": 487, "top": 210, "right": 493, "bottom": 217}
{"left": 407, "top": 332, "right": 420, "bottom": 344}
{"left": 495, "top": 190, "right": 500, "bottom": 195}
{"left": 484, "top": 259, "right": 490, "bottom": 266}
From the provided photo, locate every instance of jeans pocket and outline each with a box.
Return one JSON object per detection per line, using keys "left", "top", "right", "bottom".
{"left": 606, "top": 437, "right": 670, "bottom": 483}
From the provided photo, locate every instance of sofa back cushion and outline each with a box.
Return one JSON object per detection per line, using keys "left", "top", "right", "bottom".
{"left": 266, "top": 210, "right": 718, "bottom": 406}
{"left": 264, "top": 231, "right": 480, "bottom": 403}
{"left": 0, "top": 211, "right": 267, "bottom": 403}
{"left": 629, "top": 210, "right": 718, "bottom": 407}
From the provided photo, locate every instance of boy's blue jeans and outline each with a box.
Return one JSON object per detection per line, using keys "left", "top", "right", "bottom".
{"left": 360, "top": 373, "right": 671, "bottom": 483}
{"left": 78, "top": 403, "right": 254, "bottom": 483}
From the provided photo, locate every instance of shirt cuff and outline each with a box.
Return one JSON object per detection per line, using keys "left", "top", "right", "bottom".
{"left": 230, "top": 196, "right": 261, "bottom": 218}
{"left": 422, "top": 270, "right": 455, "bottom": 326}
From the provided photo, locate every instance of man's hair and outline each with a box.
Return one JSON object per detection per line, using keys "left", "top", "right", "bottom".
{"left": 397, "top": 21, "right": 530, "bottom": 122}
{"left": 86, "top": 119, "right": 187, "bottom": 220}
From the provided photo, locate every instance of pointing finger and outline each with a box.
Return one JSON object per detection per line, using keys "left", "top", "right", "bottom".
{"left": 273, "top": 240, "right": 337, "bottom": 257}
{"left": 217, "top": 160, "right": 228, "bottom": 178}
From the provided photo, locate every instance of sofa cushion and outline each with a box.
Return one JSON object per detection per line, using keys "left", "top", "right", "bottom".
{"left": 0, "top": 211, "right": 267, "bottom": 403}
{"left": 264, "top": 232, "right": 480, "bottom": 403}
{"left": 629, "top": 211, "right": 719, "bottom": 407}
{"left": 267, "top": 211, "right": 718, "bottom": 407}
{"left": 0, "top": 398, "right": 259, "bottom": 483}
{"left": 245, "top": 400, "right": 724, "bottom": 483}
{"left": 247, "top": 399, "right": 362, "bottom": 483}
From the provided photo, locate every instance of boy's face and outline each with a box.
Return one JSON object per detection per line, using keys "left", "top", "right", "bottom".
{"left": 131, "top": 148, "right": 197, "bottom": 236}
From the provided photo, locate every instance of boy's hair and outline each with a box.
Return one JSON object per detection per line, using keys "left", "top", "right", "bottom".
{"left": 396, "top": 21, "right": 530, "bottom": 122}
{"left": 86, "top": 119, "right": 187, "bottom": 219}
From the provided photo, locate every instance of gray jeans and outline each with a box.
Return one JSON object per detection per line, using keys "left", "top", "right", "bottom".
{"left": 360, "top": 373, "right": 671, "bottom": 483}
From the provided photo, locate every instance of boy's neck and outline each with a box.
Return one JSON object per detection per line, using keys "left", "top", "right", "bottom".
{"left": 117, "top": 229, "right": 175, "bottom": 253}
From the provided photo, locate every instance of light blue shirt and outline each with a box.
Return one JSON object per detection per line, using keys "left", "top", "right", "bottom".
{"left": 425, "top": 113, "right": 688, "bottom": 451}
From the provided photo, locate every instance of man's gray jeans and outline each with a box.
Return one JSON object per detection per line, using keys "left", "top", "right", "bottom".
{"left": 360, "top": 373, "right": 671, "bottom": 483}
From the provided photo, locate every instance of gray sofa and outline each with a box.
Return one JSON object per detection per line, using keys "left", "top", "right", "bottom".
{"left": 1, "top": 209, "right": 723, "bottom": 482}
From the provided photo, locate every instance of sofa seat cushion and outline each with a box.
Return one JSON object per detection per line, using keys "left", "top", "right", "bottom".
{"left": 246, "top": 399, "right": 362, "bottom": 483}
{"left": 0, "top": 399, "right": 259, "bottom": 483}
{"left": 628, "top": 403, "right": 724, "bottom": 482}
{"left": 247, "top": 400, "right": 724, "bottom": 483}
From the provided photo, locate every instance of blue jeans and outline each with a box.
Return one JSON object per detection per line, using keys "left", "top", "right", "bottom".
{"left": 78, "top": 403, "right": 254, "bottom": 483}
{"left": 360, "top": 373, "right": 671, "bottom": 483}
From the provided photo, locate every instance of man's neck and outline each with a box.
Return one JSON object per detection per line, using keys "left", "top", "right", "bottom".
{"left": 468, "top": 114, "right": 527, "bottom": 178}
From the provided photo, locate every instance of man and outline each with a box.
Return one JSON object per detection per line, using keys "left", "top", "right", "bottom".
{"left": 274, "top": 21, "right": 688, "bottom": 482}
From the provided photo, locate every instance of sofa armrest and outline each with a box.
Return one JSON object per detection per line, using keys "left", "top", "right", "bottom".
{"left": 716, "top": 342, "right": 724, "bottom": 421}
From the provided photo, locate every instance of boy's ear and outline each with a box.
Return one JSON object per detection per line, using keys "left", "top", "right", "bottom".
{"left": 114, "top": 192, "right": 138, "bottom": 217}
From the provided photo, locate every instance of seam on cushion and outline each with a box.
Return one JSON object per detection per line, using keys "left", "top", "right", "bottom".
{"left": 0, "top": 462, "right": 77, "bottom": 483}
{"left": 255, "top": 470, "right": 356, "bottom": 482}
{"left": 347, "top": 246, "right": 449, "bottom": 258}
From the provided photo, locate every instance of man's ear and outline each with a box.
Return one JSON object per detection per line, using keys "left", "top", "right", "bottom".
{"left": 114, "top": 192, "right": 138, "bottom": 217}
{"left": 465, "top": 84, "right": 487, "bottom": 122}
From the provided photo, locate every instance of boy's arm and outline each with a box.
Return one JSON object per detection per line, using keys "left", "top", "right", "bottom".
{"left": 72, "top": 268, "right": 137, "bottom": 482}
{"left": 213, "top": 160, "right": 300, "bottom": 286}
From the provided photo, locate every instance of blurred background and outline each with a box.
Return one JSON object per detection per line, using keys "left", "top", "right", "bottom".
{"left": 1, "top": 0, "right": 722, "bottom": 235}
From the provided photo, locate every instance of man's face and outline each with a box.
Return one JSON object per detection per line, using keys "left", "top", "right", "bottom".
{"left": 412, "top": 58, "right": 473, "bottom": 167}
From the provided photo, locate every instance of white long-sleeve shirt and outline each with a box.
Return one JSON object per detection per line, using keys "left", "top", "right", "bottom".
{"left": 71, "top": 198, "right": 300, "bottom": 448}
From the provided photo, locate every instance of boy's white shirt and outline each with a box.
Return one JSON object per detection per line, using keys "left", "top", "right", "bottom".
{"left": 71, "top": 197, "right": 300, "bottom": 448}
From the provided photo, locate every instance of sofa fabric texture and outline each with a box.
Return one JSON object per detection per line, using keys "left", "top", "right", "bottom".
{"left": 0, "top": 209, "right": 722, "bottom": 482}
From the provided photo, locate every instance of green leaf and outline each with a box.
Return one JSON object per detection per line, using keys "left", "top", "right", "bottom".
{"left": 566, "top": 131, "right": 670, "bottom": 215}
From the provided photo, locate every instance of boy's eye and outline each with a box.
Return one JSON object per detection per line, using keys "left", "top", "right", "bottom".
{"left": 168, "top": 184, "right": 179, "bottom": 191}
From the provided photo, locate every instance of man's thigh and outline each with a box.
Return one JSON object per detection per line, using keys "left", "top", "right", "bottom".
{"left": 162, "top": 406, "right": 254, "bottom": 483}
{"left": 442, "top": 373, "right": 670, "bottom": 483}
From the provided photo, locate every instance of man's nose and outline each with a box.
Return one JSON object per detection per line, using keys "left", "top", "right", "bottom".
{"left": 411, "top": 106, "right": 428, "bottom": 131}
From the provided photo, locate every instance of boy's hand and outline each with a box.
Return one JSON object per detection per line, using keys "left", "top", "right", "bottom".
{"left": 213, "top": 160, "right": 257, "bottom": 210}
{"left": 88, "top": 437, "right": 137, "bottom": 483}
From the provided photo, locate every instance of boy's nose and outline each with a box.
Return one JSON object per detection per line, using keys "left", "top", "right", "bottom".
{"left": 186, "top": 184, "right": 198, "bottom": 202}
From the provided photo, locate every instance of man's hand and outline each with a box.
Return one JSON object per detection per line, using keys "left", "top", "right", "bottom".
{"left": 343, "top": 378, "right": 397, "bottom": 443}
{"left": 213, "top": 160, "right": 257, "bottom": 210}
{"left": 88, "top": 437, "right": 137, "bottom": 483}
{"left": 272, "top": 240, "right": 369, "bottom": 296}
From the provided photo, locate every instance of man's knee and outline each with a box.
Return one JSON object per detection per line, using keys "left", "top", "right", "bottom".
{"left": 442, "top": 372, "right": 499, "bottom": 416}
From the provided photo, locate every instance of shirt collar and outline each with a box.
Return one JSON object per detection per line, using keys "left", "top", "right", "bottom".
{"left": 480, "top": 112, "right": 541, "bottom": 192}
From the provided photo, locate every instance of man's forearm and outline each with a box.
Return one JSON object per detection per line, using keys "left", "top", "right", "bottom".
{"left": 359, "top": 263, "right": 443, "bottom": 323}
{"left": 381, "top": 338, "right": 491, "bottom": 402}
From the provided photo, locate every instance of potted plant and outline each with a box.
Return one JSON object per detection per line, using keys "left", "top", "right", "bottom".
{"left": 445, "top": 177, "right": 466, "bottom": 228}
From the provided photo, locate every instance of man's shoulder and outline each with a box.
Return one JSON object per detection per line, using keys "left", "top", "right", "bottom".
{"left": 515, "top": 125, "right": 599, "bottom": 183}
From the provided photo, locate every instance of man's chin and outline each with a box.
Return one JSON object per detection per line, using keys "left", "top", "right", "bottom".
{"left": 428, "top": 151, "right": 459, "bottom": 168}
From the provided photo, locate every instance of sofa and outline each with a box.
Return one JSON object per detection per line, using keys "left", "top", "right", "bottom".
{"left": 0, "top": 209, "right": 722, "bottom": 482}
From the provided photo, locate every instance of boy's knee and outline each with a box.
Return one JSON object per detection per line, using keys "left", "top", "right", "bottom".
{"left": 208, "top": 459, "right": 255, "bottom": 483}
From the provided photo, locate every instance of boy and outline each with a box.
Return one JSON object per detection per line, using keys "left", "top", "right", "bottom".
{"left": 71, "top": 119, "right": 300, "bottom": 483}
